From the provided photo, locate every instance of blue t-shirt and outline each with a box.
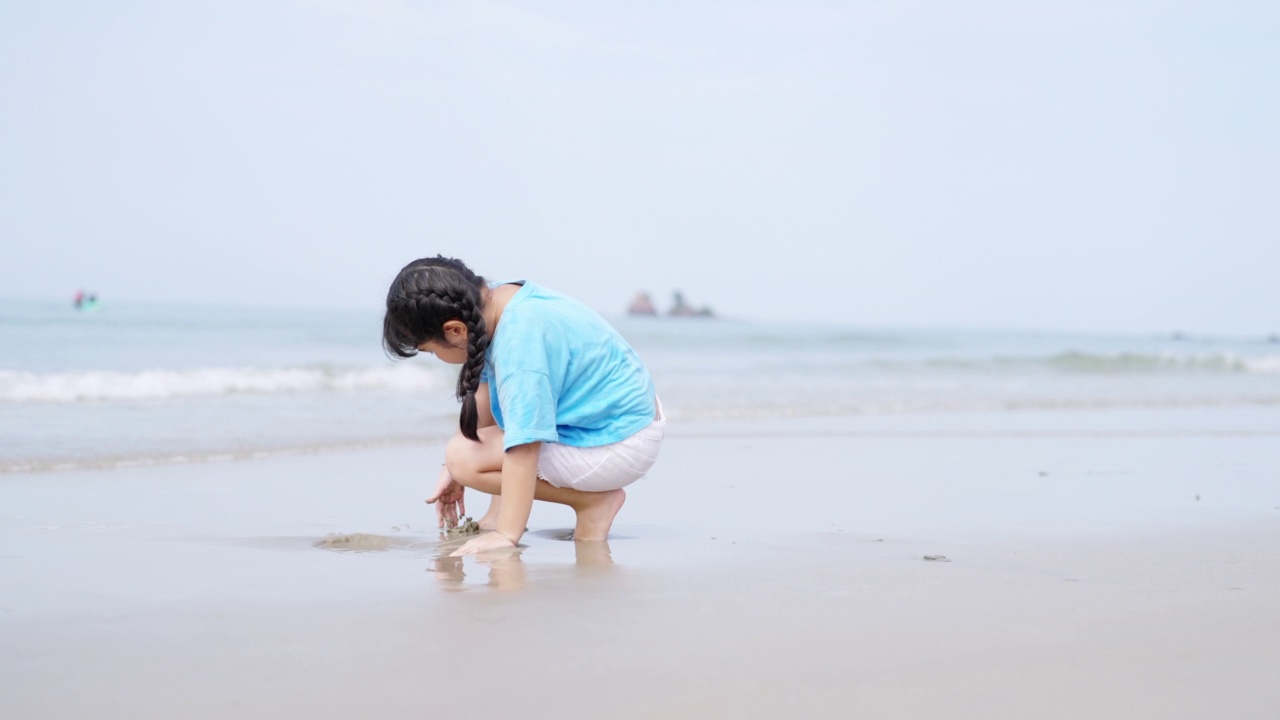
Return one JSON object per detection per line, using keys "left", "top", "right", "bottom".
{"left": 481, "top": 281, "right": 656, "bottom": 451}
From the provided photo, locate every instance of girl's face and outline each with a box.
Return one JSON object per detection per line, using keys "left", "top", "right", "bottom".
{"left": 417, "top": 320, "right": 468, "bottom": 364}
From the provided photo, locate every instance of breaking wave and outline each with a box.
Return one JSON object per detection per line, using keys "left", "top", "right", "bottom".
{"left": 912, "top": 352, "right": 1280, "bottom": 375}
{"left": 0, "top": 364, "right": 444, "bottom": 403}
{"left": 1044, "top": 352, "right": 1280, "bottom": 374}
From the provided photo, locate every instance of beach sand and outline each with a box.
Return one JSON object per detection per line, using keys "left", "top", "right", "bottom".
{"left": 2, "top": 406, "right": 1279, "bottom": 719}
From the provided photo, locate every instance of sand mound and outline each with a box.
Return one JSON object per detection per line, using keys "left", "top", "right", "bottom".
{"left": 314, "top": 533, "right": 402, "bottom": 553}
{"left": 446, "top": 517, "right": 481, "bottom": 538}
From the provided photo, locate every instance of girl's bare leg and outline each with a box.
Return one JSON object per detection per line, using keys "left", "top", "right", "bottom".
{"left": 476, "top": 495, "right": 502, "bottom": 531}
{"left": 445, "top": 427, "right": 626, "bottom": 541}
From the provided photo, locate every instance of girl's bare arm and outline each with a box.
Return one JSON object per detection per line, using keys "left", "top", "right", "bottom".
{"left": 475, "top": 382, "right": 497, "bottom": 429}
{"left": 496, "top": 441, "right": 540, "bottom": 543}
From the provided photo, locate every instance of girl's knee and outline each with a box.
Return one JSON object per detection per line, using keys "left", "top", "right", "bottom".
{"left": 443, "top": 432, "right": 475, "bottom": 478}
{"left": 444, "top": 426, "right": 504, "bottom": 481}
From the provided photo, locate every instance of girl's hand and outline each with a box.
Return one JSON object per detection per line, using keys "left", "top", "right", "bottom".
{"left": 426, "top": 465, "right": 465, "bottom": 529}
{"left": 451, "top": 530, "right": 518, "bottom": 556}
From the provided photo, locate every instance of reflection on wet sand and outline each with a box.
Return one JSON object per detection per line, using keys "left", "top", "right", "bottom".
{"left": 573, "top": 540, "right": 614, "bottom": 572}
{"left": 431, "top": 540, "right": 615, "bottom": 591}
{"left": 430, "top": 547, "right": 525, "bottom": 591}
{"left": 430, "top": 555, "right": 467, "bottom": 590}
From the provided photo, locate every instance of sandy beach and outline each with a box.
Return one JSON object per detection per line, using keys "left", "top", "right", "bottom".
{"left": 3, "top": 405, "right": 1279, "bottom": 719}
{"left": 6, "top": 0, "right": 1279, "bottom": 716}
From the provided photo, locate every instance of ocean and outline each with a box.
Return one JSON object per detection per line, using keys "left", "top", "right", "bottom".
{"left": 3, "top": 298, "right": 1278, "bottom": 473}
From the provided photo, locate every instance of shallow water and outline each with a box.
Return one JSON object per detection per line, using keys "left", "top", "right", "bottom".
{"left": 4, "top": 298, "right": 1279, "bottom": 472}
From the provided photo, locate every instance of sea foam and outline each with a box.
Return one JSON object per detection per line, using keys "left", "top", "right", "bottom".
{"left": 0, "top": 364, "right": 443, "bottom": 403}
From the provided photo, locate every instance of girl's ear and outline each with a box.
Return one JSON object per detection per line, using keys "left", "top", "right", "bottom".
{"left": 442, "top": 320, "right": 468, "bottom": 345}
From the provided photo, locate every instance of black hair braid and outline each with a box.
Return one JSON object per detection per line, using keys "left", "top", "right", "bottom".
{"left": 381, "top": 256, "right": 491, "bottom": 441}
{"left": 455, "top": 298, "right": 490, "bottom": 442}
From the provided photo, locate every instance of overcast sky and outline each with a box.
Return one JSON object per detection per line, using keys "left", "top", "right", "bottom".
{"left": 1, "top": 1, "right": 1276, "bottom": 334}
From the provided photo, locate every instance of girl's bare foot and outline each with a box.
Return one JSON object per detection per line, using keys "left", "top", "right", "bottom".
{"left": 573, "top": 489, "right": 626, "bottom": 541}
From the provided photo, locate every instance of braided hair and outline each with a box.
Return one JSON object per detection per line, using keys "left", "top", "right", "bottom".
{"left": 383, "top": 256, "right": 490, "bottom": 441}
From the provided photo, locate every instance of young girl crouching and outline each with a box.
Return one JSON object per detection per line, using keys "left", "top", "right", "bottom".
{"left": 382, "top": 256, "right": 665, "bottom": 556}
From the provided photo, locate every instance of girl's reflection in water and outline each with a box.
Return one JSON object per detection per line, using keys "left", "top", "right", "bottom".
{"left": 431, "top": 540, "right": 614, "bottom": 591}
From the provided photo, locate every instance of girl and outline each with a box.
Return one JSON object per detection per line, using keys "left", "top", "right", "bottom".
{"left": 383, "top": 256, "right": 665, "bottom": 556}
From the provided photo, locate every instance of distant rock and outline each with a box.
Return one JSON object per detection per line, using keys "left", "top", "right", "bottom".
{"left": 668, "top": 291, "right": 714, "bottom": 318}
{"left": 627, "top": 292, "right": 657, "bottom": 316}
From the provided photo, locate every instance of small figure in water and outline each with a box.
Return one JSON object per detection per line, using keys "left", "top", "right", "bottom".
{"left": 73, "top": 290, "right": 99, "bottom": 312}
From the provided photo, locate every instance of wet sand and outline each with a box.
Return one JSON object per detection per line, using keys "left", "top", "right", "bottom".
{"left": 2, "top": 406, "right": 1279, "bottom": 719}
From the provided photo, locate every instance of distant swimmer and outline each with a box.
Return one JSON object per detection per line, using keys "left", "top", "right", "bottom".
{"left": 73, "top": 290, "right": 100, "bottom": 312}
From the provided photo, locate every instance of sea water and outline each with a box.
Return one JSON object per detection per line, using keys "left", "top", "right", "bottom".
{"left": 2, "top": 299, "right": 1279, "bottom": 472}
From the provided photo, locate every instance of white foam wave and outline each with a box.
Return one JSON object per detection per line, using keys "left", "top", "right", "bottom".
{"left": 1243, "top": 356, "right": 1280, "bottom": 374}
{"left": 0, "top": 365, "right": 444, "bottom": 403}
{"left": 956, "top": 352, "right": 1280, "bottom": 375}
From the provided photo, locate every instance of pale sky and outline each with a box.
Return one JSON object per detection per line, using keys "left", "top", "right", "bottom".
{"left": 1, "top": 1, "right": 1277, "bottom": 334}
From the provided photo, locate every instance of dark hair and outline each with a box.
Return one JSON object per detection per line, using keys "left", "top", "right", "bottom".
{"left": 383, "top": 256, "right": 490, "bottom": 441}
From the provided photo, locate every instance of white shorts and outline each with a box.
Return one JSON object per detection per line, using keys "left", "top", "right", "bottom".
{"left": 538, "top": 397, "right": 666, "bottom": 493}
